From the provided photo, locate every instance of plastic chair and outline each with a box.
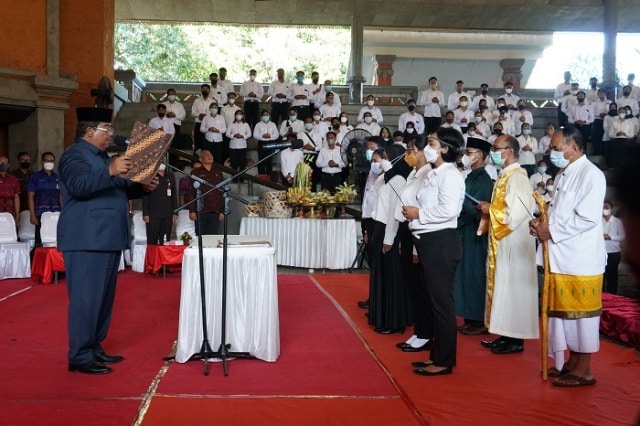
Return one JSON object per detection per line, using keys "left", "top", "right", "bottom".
{"left": 17, "top": 210, "right": 35, "bottom": 248}
{"left": 130, "top": 210, "right": 147, "bottom": 272}
{"left": 175, "top": 209, "right": 195, "bottom": 240}
{"left": 40, "top": 211, "right": 60, "bottom": 247}
{"left": 0, "top": 212, "right": 30, "bottom": 279}
{"left": 0, "top": 212, "right": 17, "bottom": 243}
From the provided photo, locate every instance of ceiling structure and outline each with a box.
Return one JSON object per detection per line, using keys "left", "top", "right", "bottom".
{"left": 115, "top": 0, "right": 640, "bottom": 33}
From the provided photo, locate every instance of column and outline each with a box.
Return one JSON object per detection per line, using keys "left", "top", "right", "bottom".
{"left": 373, "top": 55, "right": 396, "bottom": 86}
{"left": 602, "top": 0, "right": 618, "bottom": 99}
{"left": 346, "top": 0, "right": 366, "bottom": 103}
{"left": 499, "top": 59, "right": 525, "bottom": 88}
{"left": 47, "top": 0, "right": 60, "bottom": 77}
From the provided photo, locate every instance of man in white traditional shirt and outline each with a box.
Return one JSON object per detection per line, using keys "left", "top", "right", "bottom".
{"left": 591, "top": 88, "right": 611, "bottom": 156}
{"left": 280, "top": 143, "right": 304, "bottom": 187}
{"left": 529, "top": 126, "right": 606, "bottom": 387}
{"left": 268, "top": 68, "right": 290, "bottom": 126}
{"left": 477, "top": 135, "right": 538, "bottom": 355}
{"left": 162, "top": 88, "right": 186, "bottom": 135}
{"left": 471, "top": 83, "right": 495, "bottom": 113}
{"left": 568, "top": 91, "right": 594, "bottom": 151}
{"left": 554, "top": 71, "right": 572, "bottom": 127}
{"left": 440, "top": 111, "right": 462, "bottom": 134}
{"left": 586, "top": 77, "right": 599, "bottom": 104}
{"left": 530, "top": 160, "right": 551, "bottom": 194}
{"left": 447, "top": 80, "right": 471, "bottom": 111}
{"left": 316, "top": 79, "right": 342, "bottom": 109}
{"left": 318, "top": 92, "right": 341, "bottom": 122}
{"left": 209, "top": 72, "right": 228, "bottom": 106}
{"left": 308, "top": 71, "right": 322, "bottom": 112}
{"left": 148, "top": 104, "right": 175, "bottom": 135}
{"left": 616, "top": 85, "right": 639, "bottom": 117}
{"left": 315, "top": 131, "right": 345, "bottom": 193}
{"left": 357, "top": 95, "right": 384, "bottom": 125}
{"left": 240, "top": 69, "right": 264, "bottom": 130}
{"left": 498, "top": 82, "right": 519, "bottom": 112}
{"left": 356, "top": 111, "right": 381, "bottom": 136}
{"left": 280, "top": 107, "right": 305, "bottom": 140}
{"left": 217, "top": 67, "right": 234, "bottom": 95}
{"left": 253, "top": 109, "right": 279, "bottom": 174}
{"left": 191, "top": 83, "right": 213, "bottom": 153}
{"left": 511, "top": 100, "right": 534, "bottom": 129}
{"left": 289, "top": 70, "right": 311, "bottom": 121}
{"left": 418, "top": 76, "right": 445, "bottom": 135}
{"left": 561, "top": 83, "right": 580, "bottom": 119}
{"left": 453, "top": 96, "right": 474, "bottom": 134}
{"left": 398, "top": 100, "right": 425, "bottom": 134}
{"left": 627, "top": 73, "right": 640, "bottom": 100}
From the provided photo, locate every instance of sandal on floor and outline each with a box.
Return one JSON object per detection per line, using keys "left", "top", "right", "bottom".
{"left": 543, "top": 366, "right": 570, "bottom": 377}
{"left": 551, "top": 374, "right": 596, "bottom": 387}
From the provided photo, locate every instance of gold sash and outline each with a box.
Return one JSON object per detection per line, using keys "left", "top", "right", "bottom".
{"left": 548, "top": 273, "right": 603, "bottom": 318}
{"left": 484, "top": 167, "right": 528, "bottom": 326}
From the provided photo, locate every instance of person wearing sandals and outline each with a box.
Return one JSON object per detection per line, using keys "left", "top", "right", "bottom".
{"left": 529, "top": 125, "right": 606, "bottom": 387}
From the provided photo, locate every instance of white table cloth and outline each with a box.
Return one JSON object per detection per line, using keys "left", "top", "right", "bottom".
{"left": 0, "top": 242, "right": 31, "bottom": 279}
{"left": 239, "top": 218, "right": 357, "bottom": 269}
{"left": 176, "top": 245, "right": 280, "bottom": 363}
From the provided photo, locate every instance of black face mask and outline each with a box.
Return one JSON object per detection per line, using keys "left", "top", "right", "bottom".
{"left": 494, "top": 129, "right": 503, "bottom": 135}
{"left": 211, "top": 79, "right": 218, "bottom": 85}
{"left": 408, "top": 105, "right": 416, "bottom": 111}
{"left": 19, "top": 161, "right": 30, "bottom": 169}
{"left": 608, "top": 109, "right": 617, "bottom": 117}
{"left": 577, "top": 97, "right": 585, "bottom": 103}
{"left": 158, "top": 114, "right": 166, "bottom": 118}
{"left": 202, "top": 91, "right": 209, "bottom": 98}
{"left": 518, "top": 105, "right": 525, "bottom": 110}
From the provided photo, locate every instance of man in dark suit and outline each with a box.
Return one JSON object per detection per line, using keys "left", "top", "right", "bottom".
{"left": 58, "top": 107, "right": 157, "bottom": 374}
{"left": 141, "top": 163, "right": 178, "bottom": 244}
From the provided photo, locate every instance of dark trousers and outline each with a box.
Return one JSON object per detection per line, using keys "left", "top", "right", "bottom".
{"left": 605, "top": 138, "right": 628, "bottom": 169}
{"left": 575, "top": 124, "right": 592, "bottom": 153}
{"left": 257, "top": 141, "right": 275, "bottom": 174}
{"left": 320, "top": 171, "right": 342, "bottom": 194}
{"left": 193, "top": 122, "right": 204, "bottom": 153}
{"left": 146, "top": 217, "right": 173, "bottom": 244}
{"left": 195, "top": 212, "right": 221, "bottom": 236}
{"left": 425, "top": 117, "right": 442, "bottom": 136}
{"left": 230, "top": 148, "right": 247, "bottom": 173}
{"left": 270, "top": 102, "right": 289, "bottom": 127}
{"left": 604, "top": 252, "right": 621, "bottom": 294}
{"left": 64, "top": 250, "right": 121, "bottom": 364}
{"left": 414, "top": 228, "right": 461, "bottom": 367}
{"left": 591, "top": 119, "right": 604, "bottom": 155}
{"left": 557, "top": 104, "right": 567, "bottom": 127}
{"left": 244, "top": 101, "right": 260, "bottom": 131}
{"left": 294, "top": 105, "right": 310, "bottom": 121}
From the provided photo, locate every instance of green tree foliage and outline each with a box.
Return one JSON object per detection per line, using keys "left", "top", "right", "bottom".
{"left": 115, "top": 23, "right": 350, "bottom": 84}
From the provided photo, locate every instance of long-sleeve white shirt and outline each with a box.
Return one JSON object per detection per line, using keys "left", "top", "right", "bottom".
{"left": 226, "top": 122, "right": 252, "bottom": 149}
{"left": 191, "top": 96, "right": 214, "bottom": 122}
{"left": 280, "top": 148, "right": 304, "bottom": 178}
{"left": 148, "top": 116, "right": 175, "bottom": 135}
{"left": 516, "top": 135, "right": 537, "bottom": 166}
{"left": 591, "top": 98, "right": 611, "bottom": 120}
{"left": 315, "top": 147, "right": 345, "bottom": 173}
{"left": 554, "top": 82, "right": 571, "bottom": 101}
{"left": 209, "top": 85, "right": 228, "bottom": 106}
{"left": 319, "top": 103, "right": 341, "bottom": 121}
{"left": 372, "top": 174, "right": 405, "bottom": 228}
{"left": 603, "top": 215, "right": 625, "bottom": 253}
{"left": 447, "top": 91, "right": 472, "bottom": 111}
{"left": 568, "top": 103, "right": 594, "bottom": 125}
{"left": 362, "top": 172, "right": 386, "bottom": 219}
{"left": 240, "top": 79, "right": 264, "bottom": 102}
{"left": 498, "top": 93, "right": 520, "bottom": 110}
{"left": 357, "top": 105, "right": 384, "bottom": 124}
{"left": 288, "top": 83, "right": 311, "bottom": 106}
{"left": 418, "top": 89, "right": 445, "bottom": 117}
{"left": 408, "top": 162, "right": 465, "bottom": 234}
{"left": 221, "top": 104, "right": 242, "bottom": 127}
{"left": 299, "top": 130, "right": 322, "bottom": 152}
{"left": 608, "top": 118, "right": 637, "bottom": 139}
{"left": 616, "top": 96, "right": 640, "bottom": 116}
{"left": 356, "top": 122, "right": 381, "bottom": 136}
{"left": 511, "top": 109, "right": 534, "bottom": 128}
{"left": 268, "top": 80, "right": 290, "bottom": 104}
{"left": 279, "top": 119, "right": 305, "bottom": 139}
{"left": 398, "top": 111, "right": 425, "bottom": 133}
{"left": 539, "top": 154, "right": 607, "bottom": 275}
{"left": 162, "top": 101, "right": 186, "bottom": 126}
{"left": 471, "top": 94, "right": 495, "bottom": 112}
{"left": 453, "top": 108, "right": 474, "bottom": 128}
{"left": 252, "top": 121, "right": 279, "bottom": 142}
{"left": 200, "top": 114, "right": 226, "bottom": 142}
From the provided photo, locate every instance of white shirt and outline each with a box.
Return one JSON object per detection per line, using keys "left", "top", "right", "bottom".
{"left": 319, "top": 103, "right": 341, "bottom": 121}
{"left": 200, "top": 114, "right": 226, "bottom": 142}
{"left": 471, "top": 94, "right": 495, "bottom": 112}
{"left": 511, "top": 109, "right": 534, "bottom": 128}
{"left": 148, "top": 116, "right": 175, "bottom": 135}
{"left": 539, "top": 155, "right": 607, "bottom": 275}
{"left": 586, "top": 88, "right": 599, "bottom": 104}
{"left": 268, "top": 80, "right": 290, "bottom": 103}
{"left": 372, "top": 175, "right": 405, "bottom": 231}
{"left": 280, "top": 148, "right": 304, "bottom": 178}
{"left": 217, "top": 79, "right": 234, "bottom": 94}
{"left": 447, "top": 91, "right": 472, "bottom": 111}
{"left": 356, "top": 122, "right": 381, "bottom": 136}
{"left": 530, "top": 171, "right": 551, "bottom": 193}
{"left": 440, "top": 122, "right": 462, "bottom": 134}
{"left": 409, "top": 162, "right": 465, "bottom": 234}
{"left": 568, "top": 103, "right": 594, "bottom": 125}
{"left": 252, "top": 121, "right": 279, "bottom": 142}
{"left": 307, "top": 82, "right": 323, "bottom": 105}
{"left": 191, "top": 96, "right": 213, "bottom": 122}
{"left": 162, "top": 101, "right": 186, "bottom": 126}
{"left": 279, "top": 119, "right": 305, "bottom": 139}
{"left": 453, "top": 108, "right": 474, "bottom": 128}
{"left": 357, "top": 105, "right": 384, "bottom": 124}
{"left": 299, "top": 130, "right": 322, "bottom": 152}
{"left": 554, "top": 82, "right": 572, "bottom": 102}
{"left": 629, "top": 83, "right": 640, "bottom": 100}
{"left": 225, "top": 122, "right": 252, "bottom": 149}
{"left": 538, "top": 135, "right": 551, "bottom": 154}
{"left": 316, "top": 89, "right": 342, "bottom": 109}
{"left": 209, "top": 85, "right": 228, "bottom": 106}
{"left": 493, "top": 117, "right": 515, "bottom": 135}
{"left": 221, "top": 104, "right": 242, "bottom": 127}
{"left": 476, "top": 121, "right": 492, "bottom": 139}
{"left": 516, "top": 135, "right": 537, "bottom": 166}
{"left": 498, "top": 93, "right": 520, "bottom": 110}
{"left": 315, "top": 147, "right": 345, "bottom": 173}
{"left": 418, "top": 89, "right": 445, "bottom": 117}
{"left": 591, "top": 98, "right": 611, "bottom": 120}
{"left": 608, "top": 118, "right": 637, "bottom": 139}
{"left": 603, "top": 215, "right": 625, "bottom": 253}
{"left": 616, "top": 96, "right": 640, "bottom": 116}
{"left": 398, "top": 112, "right": 425, "bottom": 133}
{"left": 288, "top": 83, "right": 311, "bottom": 107}
{"left": 362, "top": 172, "right": 386, "bottom": 219}
{"left": 240, "top": 79, "right": 264, "bottom": 102}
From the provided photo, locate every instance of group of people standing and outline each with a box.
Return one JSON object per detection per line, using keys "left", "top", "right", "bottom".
{"left": 360, "top": 123, "right": 609, "bottom": 387}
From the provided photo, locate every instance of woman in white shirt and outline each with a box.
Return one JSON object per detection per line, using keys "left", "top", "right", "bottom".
{"left": 401, "top": 128, "right": 465, "bottom": 376}
{"left": 253, "top": 109, "right": 280, "bottom": 174}
{"left": 602, "top": 200, "right": 625, "bottom": 294}
{"left": 226, "top": 110, "right": 252, "bottom": 174}
{"left": 200, "top": 101, "right": 227, "bottom": 164}
{"left": 516, "top": 122, "right": 538, "bottom": 176}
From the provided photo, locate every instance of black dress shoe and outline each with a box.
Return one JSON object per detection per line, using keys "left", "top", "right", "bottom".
{"left": 411, "top": 360, "right": 433, "bottom": 368}
{"left": 401, "top": 340, "right": 433, "bottom": 352}
{"left": 396, "top": 342, "right": 411, "bottom": 349}
{"left": 480, "top": 336, "right": 506, "bottom": 349}
{"left": 413, "top": 366, "right": 452, "bottom": 376}
{"left": 490, "top": 342, "right": 524, "bottom": 354}
{"left": 94, "top": 352, "right": 124, "bottom": 364}
{"left": 357, "top": 300, "right": 370, "bottom": 309}
{"left": 68, "top": 360, "right": 112, "bottom": 375}
{"left": 374, "top": 327, "right": 405, "bottom": 334}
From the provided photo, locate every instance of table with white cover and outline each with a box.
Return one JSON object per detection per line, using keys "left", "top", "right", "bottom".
{"left": 175, "top": 242, "right": 280, "bottom": 363}
{"left": 239, "top": 217, "right": 357, "bottom": 269}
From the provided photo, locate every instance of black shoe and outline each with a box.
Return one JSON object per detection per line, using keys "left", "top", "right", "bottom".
{"left": 480, "top": 336, "right": 506, "bottom": 349}
{"left": 401, "top": 340, "right": 433, "bottom": 352}
{"left": 374, "top": 327, "right": 405, "bottom": 335}
{"left": 413, "top": 366, "right": 453, "bottom": 376}
{"left": 411, "top": 360, "right": 433, "bottom": 368}
{"left": 357, "top": 300, "right": 370, "bottom": 309}
{"left": 68, "top": 360, "right": 112, "bottom": 375}
{"left": 490, "top": 342, "right": 524, "bottom": 354}
{"left": 94, "top": 352, "right": 124, "bottom": 364}
{"left": 396, "top": 342, "right": 411, "bottom": 349}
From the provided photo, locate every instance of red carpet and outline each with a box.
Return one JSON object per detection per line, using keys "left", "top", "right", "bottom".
{"left": 0, "top": 279, "right": 32, "bottom": 300}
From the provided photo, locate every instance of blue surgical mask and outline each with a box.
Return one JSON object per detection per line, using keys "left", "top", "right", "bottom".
{"left": 550, "top": 149, "right": 570, "bottom": 169}
{"left": 209, "top": 108, "right": 218, "bottom": 115}
{"left": 297, "top": 76, "right": 304, "bottom": 83}
{"left": 325, "top": 85, "right": 332, "bottom": 92}
{"left": 370, "top": 162, "right": 382, "bottom": 175}
{"left": 538, "top": 166, "right": 547, "bottom": 174}
{"left": 289, "top": 115, "right": 297, "bottom": 122}
{"left": 490, "top": 151, "right": 505, "bottom": 167}
{"left": 523, "top": 129, "right": 531, "bottom": 136}
{"left": 365, "top": 149, "right": 374, "bottom": 161}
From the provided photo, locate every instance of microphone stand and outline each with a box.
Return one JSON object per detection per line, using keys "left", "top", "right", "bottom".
{"left": 165, "top": 146, "right": 284, "bottom": 376}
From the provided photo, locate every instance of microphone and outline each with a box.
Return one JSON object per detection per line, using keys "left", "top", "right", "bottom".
{"left": 262, "top": 139, "right": 304, "bottom": 150}
{"left": 112, "top": 135, "right": 130, "bottom": 147}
